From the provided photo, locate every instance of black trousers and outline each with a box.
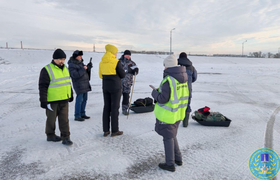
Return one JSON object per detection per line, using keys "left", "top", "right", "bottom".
{"left": 122, "top": 92, "right": 130, "bottom": 111}
{"left": 102, "top": 89, "right": 122, "bottom": 133}
{"left": 45, "top": 103, "right": 70, "bottom": 139}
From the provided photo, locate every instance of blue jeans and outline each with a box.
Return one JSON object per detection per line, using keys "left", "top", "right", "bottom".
{"left": 75, "top": 93, "right": 88, "bottom": 118}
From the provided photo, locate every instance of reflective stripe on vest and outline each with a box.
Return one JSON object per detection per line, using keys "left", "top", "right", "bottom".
{"left": 154, "top": 76, "right": 189, "bottom": 124}
{"left": 45, "top": 63, "right": 71, "bottom": 102}
{"left": 46, "top": 64, "right": 71, "bottom": 88}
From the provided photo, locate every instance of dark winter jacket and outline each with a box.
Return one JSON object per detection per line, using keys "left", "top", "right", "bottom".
{"left": 177, "top": 57, "right": 197, "bottom": 98}
{"left": 67, "top": 57, "right": 91, "bottom": 94}
{"left": 119, "top": 55, "right": 138, "bottom": 93}
{"left": 39, "top": 61, "right": 73, "bottom": 106}
{"left": 152, "top": 66, "right": 188, "bottom": 105}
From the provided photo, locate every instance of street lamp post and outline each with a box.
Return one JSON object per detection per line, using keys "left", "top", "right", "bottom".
{"left": 170, "top": 28, "right": 175, "bottom": 54}
{"left": 242, "top": 40, "right": 247, "bottom": 56}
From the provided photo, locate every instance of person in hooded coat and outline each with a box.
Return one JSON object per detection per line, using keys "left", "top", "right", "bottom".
{"left": 177, "top": 52, "right": 197, "bottom": 127}
{"left": 119, "top": 50, "right": 139, "bottom": 115}
{"left": 99, "top": 44, "right": 126, "bottom": 137}
{"left": 151, "top": 54, "right": 189, "bottom": 172}
{"left": 68, "top": 50, "right": 92, "bottom": 122}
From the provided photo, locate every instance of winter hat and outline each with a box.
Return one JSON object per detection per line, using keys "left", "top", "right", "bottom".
{"left": 163, "top": 54, "right": 178, "bottom": 68}
{"left": 179, "top": 52, "right": 187, "bottom": 58}
{"left": 53, "top": 49, "right": 66, "bottom": 59}
{"left": 105, "top": 44, "right": 118, "bottom": 54}
{"left": 123, "top": 50, "right": 131, "bottom": 56}
{"left": 73, "top": 50, "right": 83, "bottom": 59}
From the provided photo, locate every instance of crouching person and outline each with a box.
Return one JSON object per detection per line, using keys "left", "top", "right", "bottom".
{"left": 151, "top": 54, "right": 189, "bottom": 172}
{"left": 39, "top": 48, "right": 74, "bottom": 146}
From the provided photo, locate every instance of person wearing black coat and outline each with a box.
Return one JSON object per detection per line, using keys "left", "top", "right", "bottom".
{"left": 99, "top": 44, "right": 126, "bottom": 137}
{"left": 177, "top": 52, "right": 197, "bottom": 127}
{"left": 68, "top": 50, "right": 92, "bottom": 122}
{"left": 38, "top": 48, "right": 74, "bottom": 146}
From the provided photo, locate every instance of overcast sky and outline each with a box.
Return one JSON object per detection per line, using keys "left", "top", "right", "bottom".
{"left": 1, "top": 0, "right": 280, "bottom": 55}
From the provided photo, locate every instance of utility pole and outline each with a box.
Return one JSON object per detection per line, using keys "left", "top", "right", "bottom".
{"left": 21, "top": 41, "right": 23, "bottom": 49}
{"left": 242, "top": 40, "right": 247, "bottom": 56}
{"left": 93, "top": 44, "right": 95, "bottom": 52}
{"left": 6, "top": 42, "right": 8, "bottom": 48}
{"left": 170, "top": 28, "right": 175, "bottom": 54}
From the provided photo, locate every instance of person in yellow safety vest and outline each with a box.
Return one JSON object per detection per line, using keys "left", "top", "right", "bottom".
{"left": 151, "top": 54, "right": 189, "bottom": 172}
{"left": 39, "top": 49, "right": 74, "bottom": 146}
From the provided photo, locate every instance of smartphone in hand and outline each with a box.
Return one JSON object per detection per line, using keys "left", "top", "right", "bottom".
{"left": 149, "top": 85, "right": 156, "bottom": 90}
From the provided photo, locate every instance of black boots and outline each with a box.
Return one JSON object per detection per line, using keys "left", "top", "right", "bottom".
{"left": 62, "top": 138, "right": 73, "bottom": 146}
{"left": 158, "top": 163, "right": 175, "bottom": 172}
{"left": 81, "top": 115, "right": 90, "bottom": 119}
{"left": 183, "top": 112, "right": 190, "bottom": 127}
{"left": 74, "top": 117, "right": 85, "bottom": 121}
{"left": 175, "top": 160, "right": 183, "bottom": 166}
{"left": 47, "top": 135, "right": 61, "bottom": 142}
{"left": 158, "top": 161, "right": 182, "bottom": 172}
{"left": 47, "top": 135, "right": 72, "bottom": 146}
{"left": 75, "top": 115, "right": 90, "bottom": 121}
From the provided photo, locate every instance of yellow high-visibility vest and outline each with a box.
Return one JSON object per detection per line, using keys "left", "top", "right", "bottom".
{"left": 45, "top": 63, "right": 71, "bottom": 102}
{"left": 154, "top": 76, "right": 189, "bottom": 124}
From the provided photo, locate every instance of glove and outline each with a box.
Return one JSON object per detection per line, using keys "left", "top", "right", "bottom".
{"left": 40, "top": 101, "right": 48, "bottom": 109}
{"left": 133, "top": 68, "right": 139, "bottom": 75}
{"left": 128, "top": 64, "right": 133, "bottom": 74}
{"left": 69, "top": 96, "right": 73, "bottom": 102}
{"left": 87, "top": 62, "right": 93, "bottom": 69}
{"left": 69, "top": 89, "right": 74, "bottom": 102}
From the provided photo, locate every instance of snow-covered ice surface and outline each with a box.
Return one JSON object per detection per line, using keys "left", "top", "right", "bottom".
{"left": 1, "top": 49, "right": 280, "bottom": 180}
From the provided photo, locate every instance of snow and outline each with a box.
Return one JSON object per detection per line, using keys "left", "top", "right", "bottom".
{"left": 1, "top": 48, "right": 280, "bottom": 180}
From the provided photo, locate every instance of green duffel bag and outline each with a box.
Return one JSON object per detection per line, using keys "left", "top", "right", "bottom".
{"left": 194, "top": 111, "right": 204, "bottom": 120}
{"left": 204, "top": 112, "right": 226, "bottom": 121}
{"left": 194, "top": 111, "right": 226, "bottom": 121}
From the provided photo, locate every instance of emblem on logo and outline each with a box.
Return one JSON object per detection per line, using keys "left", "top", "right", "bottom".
{"left": 249, "top": 148, "right": 280, "bottom": 179}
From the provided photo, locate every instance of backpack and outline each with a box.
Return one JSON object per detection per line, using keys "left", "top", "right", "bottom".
{"left": 133, "top": 97, "right": 153, "bottom": 107}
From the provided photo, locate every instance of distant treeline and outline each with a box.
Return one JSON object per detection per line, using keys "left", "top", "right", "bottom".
{"left": 127, "top": 50, "right": 280, "bottom": 58}
{"left": 213, "top": 54, "right": 247, "bottom": 57}
{"left": 2, "top": 47, "right": 279, "bottom": 58}
{"left": 248, "top": 51, "right": 280, "bottom": 58}
{"left": 123, "top": 50, "right": 174, "bottom": 55}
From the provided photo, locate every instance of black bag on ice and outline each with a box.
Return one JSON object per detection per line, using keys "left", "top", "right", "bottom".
{"left": 133, "top": 97, "right": 153, "bottom": 107}
{"left": 130, "top": 97, "right": 154, "bottom": 113}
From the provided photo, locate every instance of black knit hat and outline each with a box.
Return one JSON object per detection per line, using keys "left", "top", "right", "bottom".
{"left": 73, "top": 50, "right": 83, "bottom": 59}
{"left": 53, "top": 49, "right": 66, "bottom": 59}
{"left": 179, "top": 52, "right": 187, "bottom": 58}
{"left": 123, "top": 50, "right": 131, "bottom": 56}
